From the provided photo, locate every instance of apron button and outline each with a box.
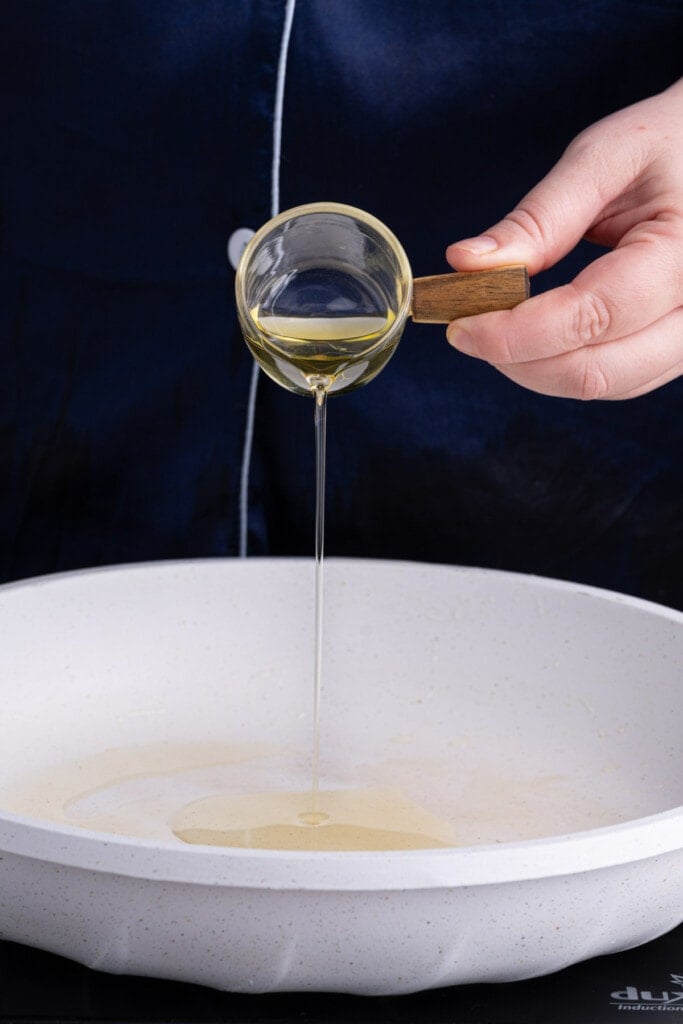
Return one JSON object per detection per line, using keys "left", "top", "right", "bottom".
{"left": 227, "top": 227, "right": 255, "bottom": 271}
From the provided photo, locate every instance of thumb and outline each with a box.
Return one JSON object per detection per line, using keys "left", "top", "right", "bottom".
{"left": 446, "top": 134, "right": 636, "bottom": 276}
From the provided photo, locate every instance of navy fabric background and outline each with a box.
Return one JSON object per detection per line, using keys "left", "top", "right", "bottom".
{"left": 1, "top": 1, "right": 682, "bottom": 606}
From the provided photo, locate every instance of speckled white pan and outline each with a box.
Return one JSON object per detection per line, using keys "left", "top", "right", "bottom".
{"left": 0, "top": 558, "right": 680, "bottom": 994}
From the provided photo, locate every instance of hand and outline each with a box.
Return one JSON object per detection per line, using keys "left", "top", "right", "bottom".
{"left": 445, "top": 79, "right": 683, "bottom": 400}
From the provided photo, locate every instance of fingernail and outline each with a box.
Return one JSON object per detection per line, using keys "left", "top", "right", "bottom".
{"left": 454, "top": 235, "right": 498, "bottom": 255}
{"left": 447, "top": 322, "right": 476, "bottom": 355}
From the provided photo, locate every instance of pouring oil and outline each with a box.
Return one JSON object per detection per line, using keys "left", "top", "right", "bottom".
{"left": 237, "top": 270, "right": 405, "bottom": 839}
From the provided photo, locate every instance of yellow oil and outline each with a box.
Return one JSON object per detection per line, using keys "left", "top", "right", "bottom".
{"left": 0, "top": 743, "right": 458, "bottom": 851}
{"left": 242, "top": 309, "right": 399, "bottom": 396}
{"left": 0, "top": 741, "right": 626, "bottom": 849}
{"left": 172, "top": 787, "right": 456, "bottom": 851}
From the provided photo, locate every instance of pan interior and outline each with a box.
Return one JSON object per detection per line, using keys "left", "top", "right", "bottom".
{"left": 0, "top": 559, "right": 680, "bottom": 850}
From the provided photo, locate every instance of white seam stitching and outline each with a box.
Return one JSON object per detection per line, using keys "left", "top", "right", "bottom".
{"left": 238, "top": 360, "right": 261, "bottom": 558}
{"left": 271, "top": 0, "right": 297, "bottom": 220}
{"left": 238, "top": 0, "right": 297, "bottom": 558}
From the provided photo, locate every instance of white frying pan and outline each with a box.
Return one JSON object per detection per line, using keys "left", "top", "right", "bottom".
{"left": 0, "top": 558, "right": 679, "bottom": 994}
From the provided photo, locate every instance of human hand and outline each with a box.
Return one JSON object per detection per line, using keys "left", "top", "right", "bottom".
{"left": 445, "top": 79, "right": 683, "bottom": 400}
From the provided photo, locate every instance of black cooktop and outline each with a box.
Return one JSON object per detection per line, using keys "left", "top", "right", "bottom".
{"left": 0, "top": 925, "right": 680, "bottom": 1023}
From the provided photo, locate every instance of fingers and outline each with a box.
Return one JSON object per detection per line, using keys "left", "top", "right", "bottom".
{"left": 446, "top": 228, "right": 682, "bottom": 365}
{"left": 484, "top": 306, "right": 683, "bottom": 400}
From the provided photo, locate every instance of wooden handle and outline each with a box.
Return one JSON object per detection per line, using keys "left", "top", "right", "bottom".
{"left": 411, "top": 265, "right": 529, "bottom": 323}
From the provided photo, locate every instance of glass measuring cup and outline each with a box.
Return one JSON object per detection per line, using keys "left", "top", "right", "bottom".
{"left": 235, "top": 201, "right": 528, "bottom": 397}
{"left": 235, "top": 202, "right": 411, "bottom": 397}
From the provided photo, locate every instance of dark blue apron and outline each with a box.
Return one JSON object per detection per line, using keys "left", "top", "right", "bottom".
{"left": 1, "top": 1, "right": 681, "bottom": 606}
